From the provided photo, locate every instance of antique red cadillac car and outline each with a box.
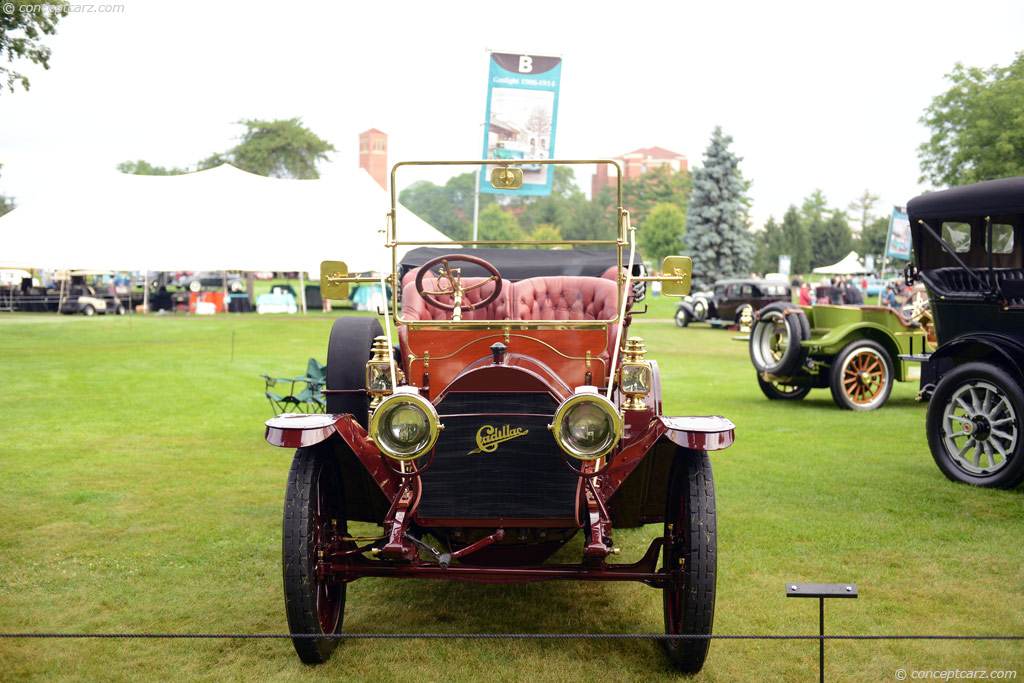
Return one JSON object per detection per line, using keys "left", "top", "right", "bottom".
{"left": 264, "top": 160, "right": 735, "bottom": 673}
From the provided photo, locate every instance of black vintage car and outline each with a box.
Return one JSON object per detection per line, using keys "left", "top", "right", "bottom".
{"left": 907, "top": 176, "right": 1024, "bottom": 488}
{"left": 675, "top": 278, "right": 791, "bottom": 328}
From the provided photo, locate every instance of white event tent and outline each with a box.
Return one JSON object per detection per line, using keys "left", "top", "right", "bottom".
{"left": 812, "top": 251, "right": 867, "bottom": 275}
{"left": 0, "top": 164, "right": 452, "bottom": 278}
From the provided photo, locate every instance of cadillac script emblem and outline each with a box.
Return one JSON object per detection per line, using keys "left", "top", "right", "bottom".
{"left": 469, "top": 425, "right": 529, "bottom": 454}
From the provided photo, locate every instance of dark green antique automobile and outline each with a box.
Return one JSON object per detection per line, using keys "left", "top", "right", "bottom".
{"left": 748, "top": 302, "right": 934, "bottom": 410}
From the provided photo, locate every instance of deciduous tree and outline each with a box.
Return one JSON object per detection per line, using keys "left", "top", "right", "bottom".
{"left": 117, "top": 160, "right": 188, "bottom": 176}
{"left": 199, "top": 118, "right": 336, "bottom": 179}
{"left": 1, "top": 2, "right": 68, "bottom": 94}
{"left": 639, "top": 203, "right": 686, "bottom": 266}
{"left": 918, "top": 52, "right": 1024, "bottom": 187}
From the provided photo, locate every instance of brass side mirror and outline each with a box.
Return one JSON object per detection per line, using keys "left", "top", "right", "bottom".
{"left": 490, "top": 166, "right": 523, "bottom": 190}
{"left": 320, "top": 260, "right": 350, "bottom": 300}
{"left": 660, "top": 256, "right": 692, "bottom": 297}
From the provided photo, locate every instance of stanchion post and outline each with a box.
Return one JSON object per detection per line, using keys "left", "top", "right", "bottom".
{"left": 786, "top": 582, "right": 858, "bottom": 682}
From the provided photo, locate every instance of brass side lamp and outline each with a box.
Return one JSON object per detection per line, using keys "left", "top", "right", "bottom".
{"left": 619, "top": 337, "right": 652, "bottom": 411}
{"left": 366, "top": 336, "right": 401, "bottom": 410}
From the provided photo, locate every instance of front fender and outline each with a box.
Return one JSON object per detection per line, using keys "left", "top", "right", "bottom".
{"left": 265, "top": 412, "right": 373, "bottom": 451}
{"left": 921, "top": 333, "right": 1024, "bottom": 389}
{"left": 658, "top": 415, "right": 735, "bottom": 451}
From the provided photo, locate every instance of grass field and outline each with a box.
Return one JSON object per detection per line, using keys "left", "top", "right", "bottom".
{"left": 1, "top": 302, "right": 1022, "bottom": 682}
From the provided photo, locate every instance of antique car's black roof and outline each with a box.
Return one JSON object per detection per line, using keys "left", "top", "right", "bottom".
{"left": 398, "top": 247, "right": 645, "bottom": 283}
{"left": 907, "top": 176, "right": 1024, "bottom": 220}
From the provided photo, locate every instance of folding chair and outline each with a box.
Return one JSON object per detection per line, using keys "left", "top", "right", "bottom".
{"left": 261, "top": 374, "right": 304, "bottom": 415}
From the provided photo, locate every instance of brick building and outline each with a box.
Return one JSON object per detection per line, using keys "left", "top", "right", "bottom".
{"left": 359, "top": 128, "right": 388, "bottom": 190}
{"left": 591, "top": 146, "right": 688, "bottom": 198}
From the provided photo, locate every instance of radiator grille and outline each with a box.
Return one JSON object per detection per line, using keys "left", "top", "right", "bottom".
{"left": 418, "top": 392, "right": 577, "bottom": 520}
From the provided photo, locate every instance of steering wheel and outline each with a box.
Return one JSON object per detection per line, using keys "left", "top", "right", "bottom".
{"left": 413, "top": 254, "right": 503, "bottom": 313}
{"left": 901, "top": 290, "right": 930, "bottom": 322}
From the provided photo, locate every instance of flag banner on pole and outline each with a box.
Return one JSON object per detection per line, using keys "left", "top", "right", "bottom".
{"left": 479, "top": 52, "right": 562, "bottom": 196}
{"left": 886, "top": 208, "right": 911, "bottom": 260}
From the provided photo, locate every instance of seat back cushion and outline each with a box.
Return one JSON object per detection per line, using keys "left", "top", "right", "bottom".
{"left": 513, "top": 276, "right": 619, "bottom": 321}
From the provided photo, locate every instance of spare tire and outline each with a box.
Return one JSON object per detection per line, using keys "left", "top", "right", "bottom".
{"left": 326, "top": 317, "right": 384, "bottom": 428}
{"left": 749, "top": 302, "right": 810, "bottom": 376}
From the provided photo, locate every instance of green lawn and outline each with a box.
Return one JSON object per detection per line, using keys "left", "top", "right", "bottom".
{"left": 0, "top": 308, "right": 1022, "bottom": 682}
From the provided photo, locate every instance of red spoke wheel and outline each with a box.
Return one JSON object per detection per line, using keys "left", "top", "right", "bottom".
{"left": 662, "top": 448, "right": 716, "bottom": 674}
{"left": 283, "top": 444, "right": 347, "bottom": 664}
{"left": 829, "top": 340, "right": 894, "bottom": 411}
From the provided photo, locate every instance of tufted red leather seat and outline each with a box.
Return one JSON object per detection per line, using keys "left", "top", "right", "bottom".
{"left": 513, "top": 276, "right": 623, "bottom": 361}
{"left": 513, "top": 276, "right": 618, "bottom": 321}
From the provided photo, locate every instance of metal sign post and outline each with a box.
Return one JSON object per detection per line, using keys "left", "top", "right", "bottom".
{"left": 786, "top": 582, "right": 858, "bottom": 682}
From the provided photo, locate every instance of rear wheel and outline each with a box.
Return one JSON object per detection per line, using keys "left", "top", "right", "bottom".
{"left": 326, "top": 317, "right": 384, "bottom": 428}
{"left": 756, "top": 375, "right": 811, "bottom": 400}
{"left": 829, "top": 340, "right": 893, "bottom": 410}
{"left": 81, "top": 304, "right": 95, "bottom": 316}
{"left": 662, "top": 449, "right": 716, "bottom": 674}
{"left": 927, "top": 362, "right": 1024, "bottom": 488}
{"left": 283, "top": 445, "right": 347, "bottom": 664}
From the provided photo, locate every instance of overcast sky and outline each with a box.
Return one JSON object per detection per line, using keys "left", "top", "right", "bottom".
{"left": 2, "top": 0, "right": 1023, "bottom": 231}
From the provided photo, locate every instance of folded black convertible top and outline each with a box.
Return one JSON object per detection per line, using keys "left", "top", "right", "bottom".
{"left": 398, "top": 247, "right": 645, "bottom": 283}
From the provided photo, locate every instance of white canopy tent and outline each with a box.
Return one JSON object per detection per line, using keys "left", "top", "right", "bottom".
{"left": 812, "top": 251, "right": 867, "bottom": 275}
{"left": 0, "top": 164, "right": 452, "bottom": 279}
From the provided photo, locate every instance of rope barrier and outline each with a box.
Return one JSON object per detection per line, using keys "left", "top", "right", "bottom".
{"left": 2, "top": 633, "right": 1023, "bottom": 640}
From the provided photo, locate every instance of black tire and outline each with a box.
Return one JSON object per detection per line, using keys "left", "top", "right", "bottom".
{"left": 756, "top": 374, "right": 811, "bottom": 400}
{"left": 829, "top": 339, "right": 893, "bottom": 411}
{"left": 115, "top": 304, "right": 126, "bottom": 315}
{"left": 82, "top": 304, "right": 95, "bottom": 316}
{"left": 662, "top": 448, "right": 716, "bottom": 674}
{"left": 283, "top": 445, "right": 347, "bottom": 664}
{"left": 748, "top": 302, "right": 809, "bottom": 376}
{"left": 326, "top": 317, "right": 384, "bottom": 428}
{"left": 926, "top": 362, "right": 1024, "bottom": 488}
{"left": 674, "top": 305, "right": 691, "bottom": 328}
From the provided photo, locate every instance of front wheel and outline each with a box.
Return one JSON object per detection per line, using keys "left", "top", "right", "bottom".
{"left": 662, "top": 448, "right": 716, "bottom": 674}
{"left": 674, "top": 306, "right": 691, "bottom": 328}
{"left": 829, "top": 340, "right": 894, "bottom": 411}
{"left": 283, "top": 445, "right": 347, "bottom": 664}
{"left": 926, "top": 362, "right": 1024, "bottom": 488}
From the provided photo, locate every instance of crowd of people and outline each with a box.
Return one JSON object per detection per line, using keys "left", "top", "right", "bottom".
{"left": 789, "top": 275, "right": 905, "bottom": 310}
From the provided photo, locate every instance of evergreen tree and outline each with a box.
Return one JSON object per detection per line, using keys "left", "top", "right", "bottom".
{"left": 753, "top": 216, "right": 784, "bottom": 274}
{"left": 816, "top": 211, "right": 854, "bottom": 267}
{"left": 858, "top": 214, "right": 891, "bottom": 264}
{"left": 780, "top": 205, "right": 810, "bottom": 274}
{"left": 685, "top": 127, "right": 754, "bottom": 288}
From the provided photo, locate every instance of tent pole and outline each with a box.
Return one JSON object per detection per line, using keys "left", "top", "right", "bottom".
{"left": 143, "top": 271, "right": 150, "bottom": 314}
{"left": 299, "top": 271, "right": 306, "bottom": 315}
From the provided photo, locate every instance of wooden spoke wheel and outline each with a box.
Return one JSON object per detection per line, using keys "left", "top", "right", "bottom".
{"left": 829, "top": 340, "right": 894, "bottom": 411}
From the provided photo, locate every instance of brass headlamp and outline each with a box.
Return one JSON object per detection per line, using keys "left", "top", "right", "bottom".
{"left": 619, "top": 336, "right": 652, "bottom": 411}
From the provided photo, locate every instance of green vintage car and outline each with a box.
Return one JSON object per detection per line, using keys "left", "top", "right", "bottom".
{"left": 747, "top": 302, "right": 934, "bottom": 410}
